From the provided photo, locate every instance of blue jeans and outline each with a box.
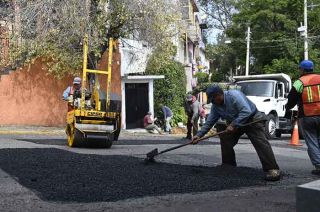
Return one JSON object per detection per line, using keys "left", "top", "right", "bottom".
{"left": 300, "top": 116, "right": 320, "bottom": 167}
{"left": 165, "top": 117, "right": 172, "bottom": 132}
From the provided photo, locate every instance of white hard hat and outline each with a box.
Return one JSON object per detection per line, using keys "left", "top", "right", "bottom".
{"left": 73, "top": 77, "right": 81, "bottom": 85}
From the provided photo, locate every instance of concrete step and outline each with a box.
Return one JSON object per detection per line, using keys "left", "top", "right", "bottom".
{"left": 296, "top": 179, "right": 320, "bottom": 212}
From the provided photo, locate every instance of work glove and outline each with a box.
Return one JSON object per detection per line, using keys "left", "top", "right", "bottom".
{"left": 191, "top": 135, "right": 200, "bottom": 145}
{"left": 67, "top": 96, "right": 73, "bottom": 103}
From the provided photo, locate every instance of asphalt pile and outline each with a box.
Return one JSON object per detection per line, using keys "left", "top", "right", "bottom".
{"left": 18, "top": 137, "right": 219, "bottom": 146}
{"left": 0, "top": 148, "right": 266, "bottom": 203}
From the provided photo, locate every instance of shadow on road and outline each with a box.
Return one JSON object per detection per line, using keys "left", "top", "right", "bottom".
{"left": 17, "top": 138, "right": 66, "bottom": 146}
{"left": 17, "top": 138, "right": 221, "bottom": 146}
{"left": 0, "top": 148, "right": 267, "bottom": 203}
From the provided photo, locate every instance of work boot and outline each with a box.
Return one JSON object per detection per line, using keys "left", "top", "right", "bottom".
{"left": 216, "top": 163, "right": 237, "bottom": 169}
{"left": 265, "top": 169, "right": 281, "bottom": 181}
{"left": 185, "top": 135, "right": 192, "bottom": 140}
{"left": 311, "top": 166, "right": 320, "bottom": 176}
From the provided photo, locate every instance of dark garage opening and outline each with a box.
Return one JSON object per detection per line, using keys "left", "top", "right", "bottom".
{"left": 125, "top": 83, "right": 149, "bottom": 129}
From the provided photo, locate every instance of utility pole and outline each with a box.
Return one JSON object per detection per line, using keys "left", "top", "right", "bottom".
{"left": 245, "top": 26, "right": 251, "bottom": 76}
{"left": 304, "top": 0, "right": 308, "bottom": 60}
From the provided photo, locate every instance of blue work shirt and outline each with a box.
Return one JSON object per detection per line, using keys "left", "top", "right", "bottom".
{"left": 62, "top": 86, "right": 72, "bottom": 101}
{"left": 197, "top": 90, "right": 257, "bottom": 137}
{"left": 162, "top": 106, "right": 173, "bottom": 118}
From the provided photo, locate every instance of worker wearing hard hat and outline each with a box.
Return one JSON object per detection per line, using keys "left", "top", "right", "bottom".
{"left": 286, "top": 60, "right": 320, "bottom": 176}
{"left": 62, "top": 77, "right": 82, "bottom": 111}
{"left": 192, "top": 85, "right": 281, "bottom": 181}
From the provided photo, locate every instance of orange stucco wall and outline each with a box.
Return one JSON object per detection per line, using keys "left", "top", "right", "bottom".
{"left": 0, "top": 45, "right": 121, "bottom": 127}
{"left": 0, "top": 60, "right": 72, "bottom": 126}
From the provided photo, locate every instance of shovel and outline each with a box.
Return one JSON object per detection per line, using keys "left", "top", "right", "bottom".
{"left": 144, "top": 119, "right": 264, "bottom": 163}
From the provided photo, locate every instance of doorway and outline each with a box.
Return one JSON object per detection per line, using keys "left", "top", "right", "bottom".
{"left": 125, "top": 83, "right": 149, "bottom": 129}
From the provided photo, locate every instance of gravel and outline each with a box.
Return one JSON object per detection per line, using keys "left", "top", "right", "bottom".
{"left": 0, "top": 148, "right": 267, "bottom": 203}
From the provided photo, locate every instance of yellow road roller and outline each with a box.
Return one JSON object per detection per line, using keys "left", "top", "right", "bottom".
{"left": 65, "top": 35, "right": 121, "bottom": 148}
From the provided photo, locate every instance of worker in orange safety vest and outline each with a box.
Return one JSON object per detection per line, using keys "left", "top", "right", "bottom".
{"left": 286, "top": 60, "right": 320, "bottom": 175}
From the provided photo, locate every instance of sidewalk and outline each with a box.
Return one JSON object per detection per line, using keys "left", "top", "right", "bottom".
{"left": 0, "top": 126, "right": 65, "bottom": 135}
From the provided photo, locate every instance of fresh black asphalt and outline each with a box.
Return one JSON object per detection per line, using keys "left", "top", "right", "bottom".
{"left": 17, "top": 137, "right": 304, "bottom": 151}
{"left": 0, "top": 148, "right": 267, "bottom": 203}
{"left": 16, "top": 137, "right": 244, "bottom": 146}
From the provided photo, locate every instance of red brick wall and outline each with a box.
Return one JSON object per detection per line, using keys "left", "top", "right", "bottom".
{"left": 0, "top": 44, "right": 122, "bottom": 127}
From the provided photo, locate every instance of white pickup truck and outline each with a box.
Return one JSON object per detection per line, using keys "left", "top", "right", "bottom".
{"left": 233, "top": 74, "right": 293, "bottom": 138}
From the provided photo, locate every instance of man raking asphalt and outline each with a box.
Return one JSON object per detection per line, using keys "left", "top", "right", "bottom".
{"left": 145, "top": 131, "right": 226, "bottom": 163}
{"left": 192, "top": 85, "right": 281, "bottom": 181}
{"left": 145, "top": 119, "right": 264, "bottom": 163}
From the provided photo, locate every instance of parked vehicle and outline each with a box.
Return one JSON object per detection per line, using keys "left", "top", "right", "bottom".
{"left": 233, "top": 74, "right": 293, "bottom": 138}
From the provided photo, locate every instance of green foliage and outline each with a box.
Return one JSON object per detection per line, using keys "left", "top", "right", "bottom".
{"left": 2, "top": 0, "right": 183, "bottom": 77}
{"left": 263, "top": 58, "right": 300, "bottom": 80}
{"left": 202, "top": 0, "right": 320, "bottom": 78}
{"left": 171, "top": 107, "right": 188, "bottom": 126}
{"left": 192, "top": 82, "right": 241, "bottom": 96}
{"left": 205, "top": 43, "right": 237, "bottom": 80}
{"left": 146, "top": 40, "right": 178, "bottom": 72}
{"left": 194, "top": 72, "right": 209, "bottom": 84}
{"left": 210, "top": 71, "right": 225, "bottom": 82}
{"left": 146, "top": 51, "right": 187, "bottom": 126}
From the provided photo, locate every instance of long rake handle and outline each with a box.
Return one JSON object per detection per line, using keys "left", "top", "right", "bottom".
{"left": 158, "top": 118, "right": 264, "bottom": 155}
{"left": 158, "top": 130, "right": 226, "bottom": 155}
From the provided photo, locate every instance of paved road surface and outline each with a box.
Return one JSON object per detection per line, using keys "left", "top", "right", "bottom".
{"left": 0, "top": 132, "right": 317, "bottom": 211}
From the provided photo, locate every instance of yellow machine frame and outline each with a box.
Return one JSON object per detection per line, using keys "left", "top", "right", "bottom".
{"left": 66, "top": 35, "right": 120, "bottom": 147}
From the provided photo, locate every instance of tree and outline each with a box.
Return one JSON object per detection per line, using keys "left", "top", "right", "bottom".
{"left": 202, "top": 0, "right": 320, "bottom": 78}
{"left": 1, "top": 0, "right": 183, "bottom": 77}
{"left": 199, "top": 0, "right": 237, "bottom": 31}
{"left": 205, "top": 42, "right": 238, "bottom": 81}
{"left": 146, "top": 49, "right": 187, "bottom": 126}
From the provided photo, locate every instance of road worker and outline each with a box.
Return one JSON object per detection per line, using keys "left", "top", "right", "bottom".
{"left": 62, "top": 77, "right": 82, "bottom": 111}
{"left": 286, "top": 60, "right": 320, "bottom": 176}
{"left": 192, "top": 85, "right": 281, "bottom": 181}
{"left": 184, "top": 94, "right": 200, "bottom": 139}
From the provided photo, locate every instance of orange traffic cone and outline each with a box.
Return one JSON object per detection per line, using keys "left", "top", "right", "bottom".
{"left": 289, "top": 120, "right": 302, "bottom": 146}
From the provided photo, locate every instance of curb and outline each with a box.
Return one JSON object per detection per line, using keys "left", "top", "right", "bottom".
{"left": 0, "top": 130, "right": 65, "bottom": 135}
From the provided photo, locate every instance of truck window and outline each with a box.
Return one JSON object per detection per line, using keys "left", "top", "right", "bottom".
{"left": 237, "top": 81, "right": 274, "bottom": 97}
{"left": 276, "top": 83, "right": 284, "bottom": 98}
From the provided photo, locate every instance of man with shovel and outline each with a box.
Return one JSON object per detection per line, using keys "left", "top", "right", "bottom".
{"left": 192, "top": 85, "right": 281, "bottom": 181}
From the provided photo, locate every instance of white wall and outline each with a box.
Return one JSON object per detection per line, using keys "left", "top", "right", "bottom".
{"left": 121, "top": 79, "right": 154, "bottom": 129}
{"left": 119, "top": 39, "right": 152, "bottom": 76}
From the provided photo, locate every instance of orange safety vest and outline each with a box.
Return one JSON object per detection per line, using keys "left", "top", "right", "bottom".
{"left": 67, "top": 86, "right": 74, "bottom": 112}
{"left": 300, "top": 74, "right": 320, "bottom": 116}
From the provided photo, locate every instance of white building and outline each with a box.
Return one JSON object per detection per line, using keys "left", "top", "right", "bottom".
{"left": 173, "top": 0, "right": 209, "bottom": 92}
{"left": 119, "top": 39, "right": 164, "bottom": 129}
{"left": 119, "top": 0, "right": 209, "bottom": 129}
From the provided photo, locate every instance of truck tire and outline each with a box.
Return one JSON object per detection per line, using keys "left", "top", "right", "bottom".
{"left": 275, "top": 130, "right": 282, "bottom": 138}
{"left": 265, "top": 114, "right": 276, "bottom": 139}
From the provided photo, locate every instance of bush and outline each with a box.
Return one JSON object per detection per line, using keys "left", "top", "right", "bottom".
{"left": 194, "top": 72, "right": 209, "bottom": 84}
{"left": 210, "top": 71, "right": 224, "bottom": 82}
{"left": 146, "top": 60, "right": 187, "bottom": 126}
{"left": 172, "top": 107, "right": 187, "bottom": 126}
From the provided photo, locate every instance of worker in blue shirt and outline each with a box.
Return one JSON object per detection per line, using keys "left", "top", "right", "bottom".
{"left": 161, "top": 105, "right": 173, "bottom": 133}
{"left": 192, "top": 85, "right": 280, "bottom": 181}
